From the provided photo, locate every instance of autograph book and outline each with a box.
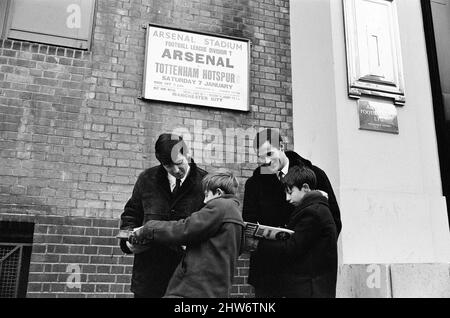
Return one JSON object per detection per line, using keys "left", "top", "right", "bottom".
{"left": 244, "top": 222, "right": 294, "bottom": 241}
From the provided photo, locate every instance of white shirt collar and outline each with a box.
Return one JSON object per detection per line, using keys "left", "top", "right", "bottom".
{"left": 167, "top": 165, "right": 190, "bottom": 191}
{"left": 279, "top": 156, "right": 289, "bottom": 178}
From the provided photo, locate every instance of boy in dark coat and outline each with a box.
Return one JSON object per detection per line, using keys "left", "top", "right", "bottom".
{"left": 251, "top": 166, "right": 338, "bottom": 298}
{"left": 129, "top": 170, "right": 245, "bottom": 298}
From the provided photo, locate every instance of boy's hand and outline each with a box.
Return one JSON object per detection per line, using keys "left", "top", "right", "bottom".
{"left": 126, "top": 226, "right": 152, "bottom": 254}
{"left": 125, "top": 241, "right": 151, "bottom": 254}
{"left": 318, "top": 190, "right": 329, "bottom": 199}
{"left": 243, "top": 236, "right": 260, "bottom": 252}
{"left": 128, "top": 226, "right": 153, "bottom": 245}
{"left": 128, "top": 226, "right": 143, "bottom": 245}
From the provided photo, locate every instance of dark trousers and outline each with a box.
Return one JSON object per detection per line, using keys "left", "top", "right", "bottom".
{"left": 134, "top": 290, "right": 165, "bottom": 298}
{"left": 254, "top": 288, "right": 280, "bottom": 298}
{"left": 255, "top": 283, "right": 336, "bottom": 298}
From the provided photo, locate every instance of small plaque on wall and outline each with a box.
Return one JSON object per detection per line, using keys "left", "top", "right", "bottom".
{"left": 358, "top": 100, "right": 399, "bottom": 134}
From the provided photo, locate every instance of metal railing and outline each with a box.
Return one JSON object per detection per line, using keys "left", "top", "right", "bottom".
{"left": 0, "top": 243, "right": 31, "bottom": 298}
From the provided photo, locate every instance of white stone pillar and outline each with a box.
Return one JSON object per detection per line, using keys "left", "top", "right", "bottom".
{"left": 290, "top": 0, "right": 450, "bottom": 297}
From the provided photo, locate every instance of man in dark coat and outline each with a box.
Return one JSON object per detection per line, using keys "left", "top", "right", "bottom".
{"left": 252, "top": 166, "right": 338, "bottom": 297}
{"left": 119, "top": 133, "right": 207, "bottom": 298}
{"left": 243, "top": 128, "right": 341, "bottom": 297}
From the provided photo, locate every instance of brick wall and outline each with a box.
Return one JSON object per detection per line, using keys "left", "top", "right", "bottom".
{"left": 0, "top": 0, "right": 292, "bottom": 297}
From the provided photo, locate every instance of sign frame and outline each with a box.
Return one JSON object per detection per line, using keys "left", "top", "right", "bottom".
{"left": 142, "top": 23, "right": 251, "bottom": 112}
{"left": 343, "top": 0, "right": 406, "bottom": 106}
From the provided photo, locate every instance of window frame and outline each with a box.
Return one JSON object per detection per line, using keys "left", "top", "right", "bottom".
{"left": 1, "top": 0, "right": 96, "bottom": 50}
{"left": 0, "top": 221, "right": 34, "bottom": 298}
{"left": 0, "top": 0, "right": 11, "bottom": 38}
{"left": 343, "top": 0, "right": 406, "bottom": 106}
{"left": 0, "top": 243, "right": 33, "bottom": 298}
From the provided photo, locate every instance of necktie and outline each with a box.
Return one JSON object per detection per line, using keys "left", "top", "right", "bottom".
{"left": 172, "top": 178, "right": 181, "bottom": 197}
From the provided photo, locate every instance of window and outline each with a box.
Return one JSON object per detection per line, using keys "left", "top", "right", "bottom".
{"left": 1, "top": 0, "right": 96, "bottom": 50}
{"left": 0, "top": 221, "right": 34, "bottom": 298}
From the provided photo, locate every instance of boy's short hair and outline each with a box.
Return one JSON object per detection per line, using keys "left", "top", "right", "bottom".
{"left": 282, "top": 166, "right": 317, "bottom": 190}
{"left": 155, "top": 133, "right": 188, "bottom": 165}
{"left": 253, "top": 128, "right": 283, "bottom": 151}
{"left": 202, "top": 170, "right": 239, "bottom": 195}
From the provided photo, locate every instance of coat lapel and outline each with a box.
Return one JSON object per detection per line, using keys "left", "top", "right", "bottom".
{"left": 155, "top": 165, "right": 172, "bottom": 201}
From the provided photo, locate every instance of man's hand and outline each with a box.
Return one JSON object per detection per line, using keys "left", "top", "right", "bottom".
{"left": 243, "top": 236, "right": 260, "bottom": 253}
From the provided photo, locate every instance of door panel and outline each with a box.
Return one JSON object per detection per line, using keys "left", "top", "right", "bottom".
{"left": 431, "top": 0, "right": 450, "bottom": 121}
{"left": 423, "top": 0, "right": 450, "bottom": 228}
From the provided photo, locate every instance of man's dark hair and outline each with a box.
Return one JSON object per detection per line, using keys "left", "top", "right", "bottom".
{"left": 253, "top": 128, "right": 284, "bottom": 150}
{"left": 282, "top": 166, "right": 317, "bottom": 190}
{"left": 155, "top": 133, "right": 188, "bottom": 165}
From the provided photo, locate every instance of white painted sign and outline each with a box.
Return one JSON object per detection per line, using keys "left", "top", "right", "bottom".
{"left": 142, "top": 25, "right": 250, "bottom": 111}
